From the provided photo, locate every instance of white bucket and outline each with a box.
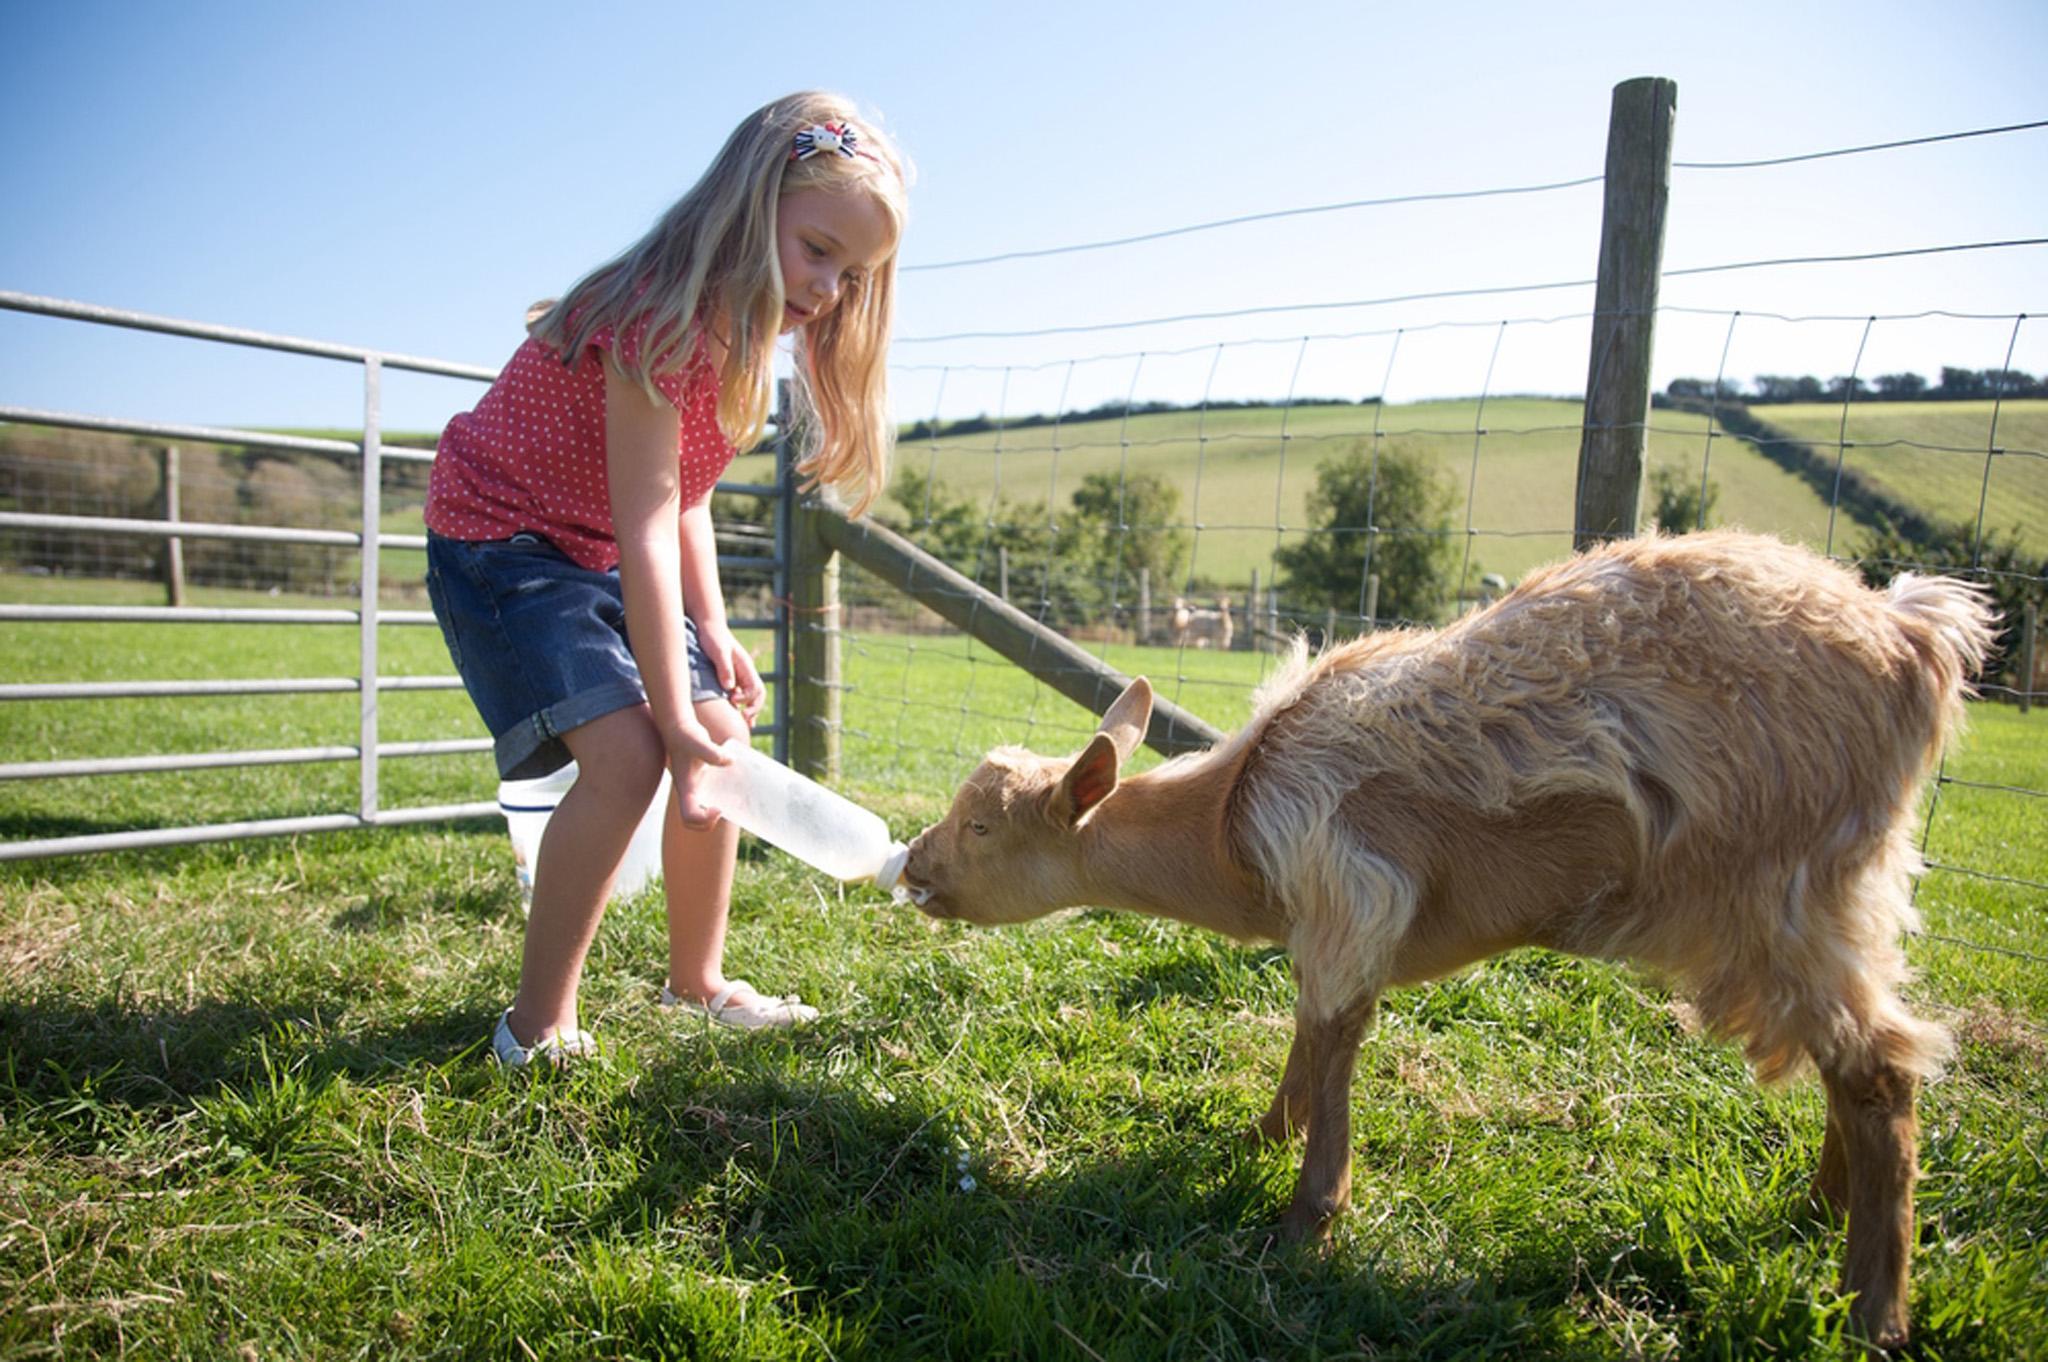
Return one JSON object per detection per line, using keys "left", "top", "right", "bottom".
{"left": 497, "top": 762, "right": 671, "bottom": 910}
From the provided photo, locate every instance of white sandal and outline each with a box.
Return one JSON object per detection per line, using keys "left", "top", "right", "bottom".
{"left": 661, "top": 979, "right": 819, "bottom": 1030}
{"left": 491, "top": 1009, "right": 598, "bottom": 1068}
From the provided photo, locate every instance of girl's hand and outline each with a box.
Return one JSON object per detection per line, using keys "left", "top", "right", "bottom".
{"left": 663, "top": 719, "right": 730, "bottom": 829}
{"left": 696, "top": 622, "right": 766, "bottom": 724}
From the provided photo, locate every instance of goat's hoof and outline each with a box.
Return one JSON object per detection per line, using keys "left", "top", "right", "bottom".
{"left": 1800, "top": 1181, "right": 1846, "bottom": 1224}
{"left": 1241, "top": 1118, "right": 1297, "bottom": 1149}
{"left": 1279, "top": 1200, "right": 1339, "bottom": 1245}
{"left": 1805, "top": 1178, "right": 1847, "bottom": 1220}
{"left": 1850, "top": 1303, "right": 1909, "bottom": 1355}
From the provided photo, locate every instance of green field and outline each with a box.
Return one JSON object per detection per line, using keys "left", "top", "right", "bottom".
{"left": 13, "top": 397, "right": 2039, "bottom": 607}
{"left": 3, "top": 593, "right": 2044, "bottom": 1358}
{"left": 1757, "top": 400, "right": 2048, "bottom": 556}
{"left": 729, "top": 398, "right": 1847, "bottom": 590}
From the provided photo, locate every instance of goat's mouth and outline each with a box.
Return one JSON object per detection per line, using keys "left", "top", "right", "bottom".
{"left": 891, "top": 873, "right": 939, "bottom": 912}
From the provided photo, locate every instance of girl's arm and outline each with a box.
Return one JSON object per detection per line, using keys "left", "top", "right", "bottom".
{"left": 678, "top": 498, "right": 765, "bottom": 723}
{"left": 604, "top": 366, "right": 728, "bottom": 822}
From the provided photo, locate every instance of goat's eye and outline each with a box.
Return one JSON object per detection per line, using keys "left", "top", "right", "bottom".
{"left": 969, "top": 820, "right": 989, "bottom": 836}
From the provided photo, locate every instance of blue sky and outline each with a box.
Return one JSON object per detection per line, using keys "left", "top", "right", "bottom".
{"left": 3, "top": 0, "right": 2044, "bottom": 435}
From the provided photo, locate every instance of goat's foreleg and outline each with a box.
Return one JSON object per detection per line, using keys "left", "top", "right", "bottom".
{"left": 1821, "top": 1060, "right": 1920, "bottom": 1350}
{"left": 1279, "top": 993, "right": 1377, "bottom": 1242}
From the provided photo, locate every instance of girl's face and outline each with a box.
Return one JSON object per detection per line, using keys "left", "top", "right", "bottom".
{"left": 776, "top": 186, "right": 894, "bottom": 334}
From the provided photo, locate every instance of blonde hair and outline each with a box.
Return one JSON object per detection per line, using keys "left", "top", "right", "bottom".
{"left": 529, "top": 91, "right": 909, "bottom": 514}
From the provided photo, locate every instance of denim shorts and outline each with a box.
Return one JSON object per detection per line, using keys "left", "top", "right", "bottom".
{"left": 425, "top": 531, "right": 726, "bottom": 780}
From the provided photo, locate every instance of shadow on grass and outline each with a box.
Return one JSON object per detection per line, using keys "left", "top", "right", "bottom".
{"left": 330, "top": 876, "right": 509, "bottom": 930}
{"left": 0, "top": 990, "right": 1859, "bottom": 1356}
{"left": 585, "top": 1054, "right": 1595, "bottom": 1359}
{"left": 0, "top": 991, "right": 501, "bottom": 1113}
{"left": 1110, "top": 944, "right": 1289, "bottom": 1013}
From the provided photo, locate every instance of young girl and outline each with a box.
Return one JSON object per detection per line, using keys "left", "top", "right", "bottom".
{"left": 424, "top": 91, "right": 909, "bottom": 1065}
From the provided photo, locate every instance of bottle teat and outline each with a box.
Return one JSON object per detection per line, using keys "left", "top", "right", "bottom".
{"left": 875, "top": 841, "right": 909, "bottom": 891}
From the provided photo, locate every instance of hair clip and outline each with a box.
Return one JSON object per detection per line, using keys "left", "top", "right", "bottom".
{"left": 789, "top": 121, "right": 870, "bottom": 163}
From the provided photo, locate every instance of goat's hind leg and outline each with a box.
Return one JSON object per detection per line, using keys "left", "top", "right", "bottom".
{"left": 1248, "top": 1019, "right": 1315, "bottom": 1146}
{"left": 1279, "top": 993, "right": 1378, "bottom": 1242}
{"left": 1807, "top": 1078, "right": 1849, "bottom": 1218}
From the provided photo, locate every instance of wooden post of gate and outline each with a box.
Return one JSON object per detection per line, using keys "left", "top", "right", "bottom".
{"left": 2020, "top": 599, "right": 2038, "bottom": 715}
{"left": 1574, "top": 77, "right": 1676, "bottom": 551}
{"left": 784, "top": 402, "right": 841, "bottom": 781}
{"left": 160, "top": 445, "right": 186, "bottom": 606}
{"left": 1246, "top": 569, "right": 1260, "bottom": 652}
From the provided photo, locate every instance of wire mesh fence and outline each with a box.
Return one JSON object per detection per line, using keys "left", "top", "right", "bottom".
{"left": 795, "top": 114, "right": 2047, "bottom": 980}
{"left": 1, "top": 105, "right": 2041, "bottom": 972}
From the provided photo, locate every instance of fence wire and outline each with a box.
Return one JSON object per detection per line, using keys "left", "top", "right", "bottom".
{"left": 3, "top": 112, "right": 2042, "bottom": 981}
{"left": 816, "top": 113, "right": 2048, "bottom": 982}
{"left": 827, "top": 303, "right": 2046, "bottom": 978}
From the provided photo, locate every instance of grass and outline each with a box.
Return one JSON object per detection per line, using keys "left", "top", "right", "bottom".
{"left": 4, "top": 587, "right": 2046, "bottom": 1359}
{"left": 1749, "top": 400, "right": 2048, "bottom": 556}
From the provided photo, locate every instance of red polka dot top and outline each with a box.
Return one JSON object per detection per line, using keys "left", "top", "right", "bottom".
{"left": 424, "top": 319, "right": 736, "bottom": 572}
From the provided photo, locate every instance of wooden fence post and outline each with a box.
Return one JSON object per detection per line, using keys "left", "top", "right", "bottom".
{"left": 1137, "top": 567, "right": 1151, "bottom": 645}
{"left": 160, "top": 445, "right": 186, "bottom": 606}
{"left": 783, "top": 401, "right": 841, "bottom": 781}
{"left": 1246, "top": 569, "right": 1260, "bottom": 652}
{"left": 2021, "top": 599, "right": 2038, "bottom": 715}
{"left": 1574, "top": 76, "right": 1677, "bottom": 551}
{"left": 1363, "top": 573, "right": 1379, "bottom": 631}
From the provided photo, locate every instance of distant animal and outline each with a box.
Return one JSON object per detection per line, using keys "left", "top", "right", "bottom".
{"left": 1169, "top": 595, "right": 1235, "bottom": 649}
{"left": 898, "top": 531, "right": 1994, "bottom": 1351}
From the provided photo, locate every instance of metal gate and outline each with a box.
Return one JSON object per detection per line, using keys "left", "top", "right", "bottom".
{"left": 0, "top": 291, "right": 790, "bottom": 860}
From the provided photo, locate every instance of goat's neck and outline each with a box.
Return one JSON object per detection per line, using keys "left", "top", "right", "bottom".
{"left": 1071, "top": 760, "right": 1277, "bottom": 940}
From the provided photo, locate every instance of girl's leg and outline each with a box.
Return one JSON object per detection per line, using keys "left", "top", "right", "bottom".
{"left": 504, "top": 705, "right": 665, "bottom": 1046}
{"left": 663, "top": 697, "right": 752, "bottom": 1003}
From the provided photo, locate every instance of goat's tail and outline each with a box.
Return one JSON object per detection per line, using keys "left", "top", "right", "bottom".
{"left": 1886, "top": 572, "right": 1998, "bottom": 739}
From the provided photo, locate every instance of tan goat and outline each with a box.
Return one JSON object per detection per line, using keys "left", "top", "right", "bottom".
{"left": 899, "top": 530, "right": 1994, "bottom": 1350}
{"left": 1169, "top": 595, "right": 1235, "bottom": 650}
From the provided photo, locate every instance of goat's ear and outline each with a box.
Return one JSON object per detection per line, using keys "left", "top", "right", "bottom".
{"left": 1054, "top": 733, "right": 1121, "bottom": 826}
{"left": 1097, "top": 677, "right": 1153, "bottom": 763}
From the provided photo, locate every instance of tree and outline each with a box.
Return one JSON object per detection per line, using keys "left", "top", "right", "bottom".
{"left": 1872, "top": 372, "right": 1927, "bottom": 400}
{"left": 1274, "top": 442, "right": 1460, "bottom": 626}
{"left": 1826, "top": 376, "right": 1868, "bottom": 401}
{"left": 1066, "top": 471, "right": 1188, "bottom": 613}
{"left": 1751, "top": 374, "right": 1800, "bottom": 403}
{"left": 1646, "top": 464, "right": 1718, "bottom": 533}
{"left": 1937, "top": 367, "right": 1990, "bottom": 399}
{"left": 887, "top": 469, "right": 1192, "bottom": 629}
{"left": 889, "top": 468, "right": 1066, "bottom": 612}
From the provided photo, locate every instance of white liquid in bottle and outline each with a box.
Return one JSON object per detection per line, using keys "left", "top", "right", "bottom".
{"left": 694, "top": 739, "right": 909, "bottom": 890}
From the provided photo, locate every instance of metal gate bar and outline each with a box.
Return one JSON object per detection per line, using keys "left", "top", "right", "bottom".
{"left": 1, "top": 291, "right": 791, "bottom": 858}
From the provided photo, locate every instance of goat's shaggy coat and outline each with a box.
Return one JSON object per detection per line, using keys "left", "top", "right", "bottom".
{"left": 902, "top": 531, "right": 1994, "bottom": 1350}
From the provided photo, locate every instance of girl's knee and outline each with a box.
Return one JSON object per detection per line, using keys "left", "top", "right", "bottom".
{"left": 695, "top": 697, "right": 751, "bottom": 746}
{"left": 565, "top": 707, "right": 666, "bottom": 799}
